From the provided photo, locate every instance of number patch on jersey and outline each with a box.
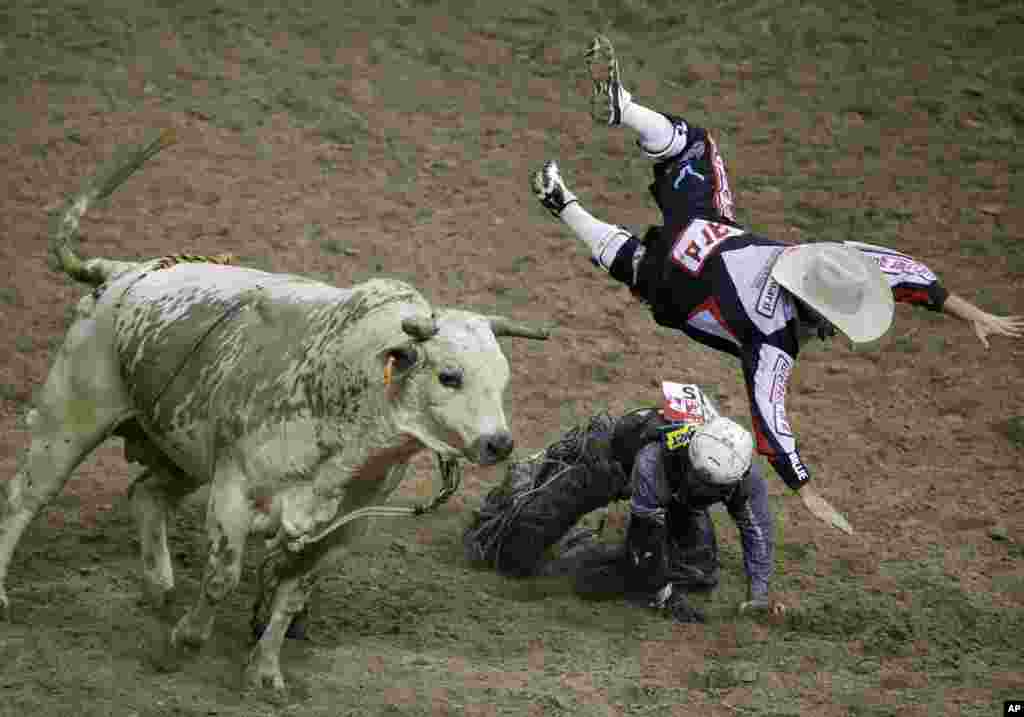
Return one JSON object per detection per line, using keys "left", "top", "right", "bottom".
{"left": 670, "top": 219, "right": 745, "bottom": 275}
{"left": 664, "top": 382, "right": 710, "bottom": 424}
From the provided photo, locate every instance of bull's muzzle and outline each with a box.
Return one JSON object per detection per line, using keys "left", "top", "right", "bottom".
{"left": 472, "top": 432, "right": 514, "bottom": 465}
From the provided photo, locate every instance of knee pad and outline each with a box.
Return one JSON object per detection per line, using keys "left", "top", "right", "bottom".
{"left": 640, "top": 115, "right": 688, "bottom": 160}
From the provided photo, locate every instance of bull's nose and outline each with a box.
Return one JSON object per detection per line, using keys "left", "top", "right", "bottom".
{"left": 475, "top": 432, "right": 514, "bottom": 465}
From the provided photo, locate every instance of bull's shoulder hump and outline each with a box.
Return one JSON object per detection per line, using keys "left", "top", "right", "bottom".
{"left": 349, "top": 277, "right": 422, "bottom": 299}
{"left": 122, "top": 264, "right": 356, "bottom": 304}
{"left": 264, "top": 276, "right": 426, "bottom": 311}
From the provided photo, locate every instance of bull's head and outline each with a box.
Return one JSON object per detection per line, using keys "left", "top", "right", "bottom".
{"left": 381, "top": 310, "right": 548, "bottom": 465}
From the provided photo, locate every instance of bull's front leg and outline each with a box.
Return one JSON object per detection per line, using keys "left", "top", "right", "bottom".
{"left": 170, "top": 461, "right": 251, "bottom": 649}
{"left": 247, "top": 515, "right": 369, "bottom": 691}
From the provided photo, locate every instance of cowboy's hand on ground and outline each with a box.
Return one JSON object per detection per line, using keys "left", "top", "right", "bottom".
{"left": 666, "top": 592, "right": 706, "bottom": 624}
{"left": 739, "top": 596, "right": 786, "bottom": 616}
{"left": 799, "top": 486, "right": 854, "bottom": 535}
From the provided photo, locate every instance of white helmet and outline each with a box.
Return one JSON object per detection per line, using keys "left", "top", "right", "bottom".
{"left": 688, "top": 416, "right": 754, "bottom": 485}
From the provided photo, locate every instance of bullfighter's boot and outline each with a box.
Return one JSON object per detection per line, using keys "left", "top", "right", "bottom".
{"left": 585, "top": 34, "right": 632, "bottom": 126}
{"left": 532, "top": 160, "right": 578, "bottom": 217}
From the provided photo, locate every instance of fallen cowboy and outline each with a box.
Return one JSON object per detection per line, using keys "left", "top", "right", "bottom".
{"left": 463, "top": 381, "right": 787, "bottom": 623}
{"left": 0, "top": 129, "right": 549, "bottom": 691}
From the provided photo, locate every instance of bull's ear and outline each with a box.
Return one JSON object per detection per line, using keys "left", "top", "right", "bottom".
{"left": 381, "top": 345, "right": 419, "bottom": 387}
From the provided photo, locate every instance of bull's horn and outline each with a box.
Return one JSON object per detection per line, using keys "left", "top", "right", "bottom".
{"left": 486, "top": 315, "right": 550, "bottom": 340}
{"left": 402, "top": 315, "right": 439, "bottom": 341}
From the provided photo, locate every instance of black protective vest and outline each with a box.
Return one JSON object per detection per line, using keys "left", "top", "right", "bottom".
{"left": 610, "top": 408, "right": 754, "bottom": 509}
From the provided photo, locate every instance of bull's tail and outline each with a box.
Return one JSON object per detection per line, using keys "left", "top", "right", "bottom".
{"left": 49, "top": 128, "right": 178, "bottom": 286}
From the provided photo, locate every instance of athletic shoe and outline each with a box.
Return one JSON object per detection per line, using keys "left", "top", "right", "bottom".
{"left": 585, "top": 34, "right": 632, "bottom": 125}
{"left": 532, "top": 160, "right": 578, "bottom": 217}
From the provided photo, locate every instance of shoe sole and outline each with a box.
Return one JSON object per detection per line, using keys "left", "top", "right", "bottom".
{"left": 532, "top": 166, "right": 550, "bottom": 200}
{"left": 585, "top": 35, "right": 620, "bottom": 124}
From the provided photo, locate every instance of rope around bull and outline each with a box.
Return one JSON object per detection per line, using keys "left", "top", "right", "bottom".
{"left": 251, "top": 453, "right": 464, "bottom": 629}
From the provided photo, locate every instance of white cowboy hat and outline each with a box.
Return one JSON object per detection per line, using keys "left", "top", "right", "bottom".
{"left": 771, "top": 243, "right": 894, "bottom": 343}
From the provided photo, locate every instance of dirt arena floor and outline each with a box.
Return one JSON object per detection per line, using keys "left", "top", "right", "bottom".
{"left": 1, "top": 1, "right": 1021, "bottom": 715}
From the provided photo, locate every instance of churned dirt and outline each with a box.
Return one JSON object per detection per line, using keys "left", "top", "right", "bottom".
{"left": 0, "top": 2, "right": 1022, "bottom": 715}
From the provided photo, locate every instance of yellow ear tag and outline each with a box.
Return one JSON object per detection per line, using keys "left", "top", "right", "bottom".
{"left": 384, "top": 355, "right": 395, "bottom": 386}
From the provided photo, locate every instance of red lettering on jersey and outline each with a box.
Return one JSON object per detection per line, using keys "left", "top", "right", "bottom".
{"left": 671, "top": 219, "right": 746, "bottom": 276}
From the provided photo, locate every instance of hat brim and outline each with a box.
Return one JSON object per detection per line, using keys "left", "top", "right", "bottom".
{"left": 771, "top": 243, "right": 895, "bottom": 343}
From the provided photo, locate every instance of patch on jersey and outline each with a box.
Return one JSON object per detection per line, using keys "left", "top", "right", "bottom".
{"left": 756, "top": 276, "right": 783, "bottom": 318}
{"left": 708, "top": 134, "right": 736, "bottom": 221}
{"left": 770, "top": 354, "right": 791, "bottom": 404}
{"left": 662, "top": 382, "right": 710, "bottom": 423}
{"left": 662, "top": 423, "right": 697, "bottom": 452}
{"left": 770, "top": 355, "right": 793, "bottom": 436}
{"left": 787, "top": 451, "right": 809, "bottom": 483}
{"left": 873, "top": 253, "right": 936, "bottom": 280}
{"left": 670, "top": 219, "right": 746, "bottom": 276}
{"left": 774, "top": 404, "right": 793, "bottom": 437}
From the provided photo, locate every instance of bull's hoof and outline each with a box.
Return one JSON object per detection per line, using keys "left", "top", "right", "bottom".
{"left": 141, "top": 582, "right": 173, "bottom": 614}
{"left": 170, "top": 616, "right": 208, "bottom": 650}
{"left": 151, "top": 631, "right": 188, "bottom": 674}
{"left": 0, "top": 589, "right": 10, "bottom": 622}
{"left": 245, "top": 655, "right": 286, "bottom": 691}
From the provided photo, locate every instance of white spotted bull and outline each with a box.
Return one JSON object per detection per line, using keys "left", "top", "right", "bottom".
{"left": 0, "top": 130, "right": 549, "bottom": 689}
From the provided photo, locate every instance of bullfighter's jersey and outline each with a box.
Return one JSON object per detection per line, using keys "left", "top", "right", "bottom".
{"left": 603, "top": 115, "right": 950, "bottom": 490}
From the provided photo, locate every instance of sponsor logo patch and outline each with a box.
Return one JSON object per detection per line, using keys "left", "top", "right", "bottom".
{"left": 757, "top": 276, "right": 782, "bottom": 318}
{"left": 769, "top": 354, "right": 794, "bottom": 436}
{"left": 787, "top": 452, "right": 809, "bottom": 483}
{"left": 774, "top": 403, "right": 793, "bottom": 437}
{"left": 873, "top": 253, "right": 936, "bottom": 280}
{"left": 769, "top": 355, "right": 792, "bottom": 404}
{"left": 663, "top": 424, "right": 696, "bottom": 451}
{"left": 670, "top": 219, "right": 745, "bottom": 276}
{"left": 708, "top": 134, "right": 736, "bottom": 221}
{"left": 674, "top": 163, "right": 706, "bottom": 189}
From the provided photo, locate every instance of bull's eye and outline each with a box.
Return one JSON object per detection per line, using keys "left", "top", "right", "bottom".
{"left": 438, "top": 366, "right": 464, "bottom": 389}
{"left": 388, "top": 346, "right": 418, "bottom": 373}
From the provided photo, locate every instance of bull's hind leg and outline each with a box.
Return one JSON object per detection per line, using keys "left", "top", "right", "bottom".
{"left": 170, "top": 460, "right": 250, "bottom": 649}
{"left": 0, "top": 311, "right": 131, "bottom": 619}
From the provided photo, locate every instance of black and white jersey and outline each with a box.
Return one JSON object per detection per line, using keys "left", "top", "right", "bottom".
{"left": 603, "top": 116, "right": 949, "bottom": 490}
